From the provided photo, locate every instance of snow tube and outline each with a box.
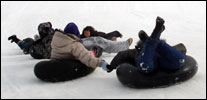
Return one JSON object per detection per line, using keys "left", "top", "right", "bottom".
{"left": 116, "top": 55, "right": 198, "bottom": 88}
{"left": 34, "top": 59, "right": 95, "bottom": 82}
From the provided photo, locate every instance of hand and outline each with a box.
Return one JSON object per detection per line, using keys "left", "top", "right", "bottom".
{"left": 101, "top": 61, "right": 113, "bottom": 72}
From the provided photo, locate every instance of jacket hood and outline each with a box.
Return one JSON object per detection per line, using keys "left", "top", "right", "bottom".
{"left": 64, "top": 22, "right": 80, "bottom": 38}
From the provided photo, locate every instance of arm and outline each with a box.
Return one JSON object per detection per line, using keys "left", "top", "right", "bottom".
{"left": 110, "top": 49, "right": 137, "bottom": 69}
{"left": 92, "top": 31, "right": 108, "bottom": 39}
{"left": 71, "top": 42, "right": 103, "bottom": 69}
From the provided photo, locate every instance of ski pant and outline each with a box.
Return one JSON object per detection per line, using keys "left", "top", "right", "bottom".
{"left": 136, "top": 38, "right": 186, "bottom": 73}
{"left": 17, "top": 37, "right": 40, "bottom": 54}
{"left": 81, "top": 37, "right": 130, "bottom": 53}
{"left": 17, "top": 37, "right": 39, "bottom": 50}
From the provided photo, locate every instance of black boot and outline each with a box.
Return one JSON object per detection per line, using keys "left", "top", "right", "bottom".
{"left": 138, "top": 30, "right": 149, "bottom": 42}
{"left": 135, "top": 30, "right": 149, "bottom": 52}
{"left": 8, "top": 35, "right": 20, "bottom": 43}
{"left": 150, "top": 16, "right": 165, "bottom": 40}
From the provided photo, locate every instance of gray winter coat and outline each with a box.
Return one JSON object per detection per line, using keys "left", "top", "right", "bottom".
{"left": 29, "top": 34, "right": 53, "bottom": 59}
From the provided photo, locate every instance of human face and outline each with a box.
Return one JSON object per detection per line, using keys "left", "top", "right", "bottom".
{"left": 84, "top": 30, "right": 91, "bottom": 37}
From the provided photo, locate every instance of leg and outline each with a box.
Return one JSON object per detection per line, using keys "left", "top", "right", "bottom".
{"left": 18, "top": 38, "right": 35, "bottom": 50}
{"left": 150, "top": 16, "right": 165, "bottom": 40}
{"left": 157, "top": 41, "right": 186, "bottom": 70}
{"left": 136, "top": 16, "right": 165, "bottom": 73}
{"left": 8, "top": 35, "right": 28, "bottom": 50}
{"left": 136, "top": 38, "right": 160, "bottom": 73}
{"left": 8, "top": 35, "right": 34, "bottom": 50}
{"left": 138, "top": 30, "right": 187, "bottom": 55}
{"left": 99, "top": 37, "right": 130, "bottom": 53}
{"left": 82, "top": 37, "right": 130, "bottom": 53}
{"left": 110, "top": 49, "right": 137, "bottom": 69}
{"left": 8, "top": 35, "right": 21, "bottom": 43}
{"left": 138, "top": 25, "right": 187, "bottom": 71}
{"left": 137, "top": 30, "right": 187, "bottom": 70}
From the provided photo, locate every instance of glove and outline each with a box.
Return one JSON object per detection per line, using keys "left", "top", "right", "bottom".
{"left": 101, "top": 61, "right": 114, "bottom": 72}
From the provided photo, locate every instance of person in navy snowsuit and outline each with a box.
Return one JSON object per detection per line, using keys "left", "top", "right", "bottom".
{"left": 135, "top": 16, "right": 186, "bottom": 73}
{"left": 109, "top": 16, "right": 187, "bottom": 74}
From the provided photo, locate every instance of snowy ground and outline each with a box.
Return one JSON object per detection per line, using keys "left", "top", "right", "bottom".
{"left": 1, "top": 1, "right": 206, "bottom": 99}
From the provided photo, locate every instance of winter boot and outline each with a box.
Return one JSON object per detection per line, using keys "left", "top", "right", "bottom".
{"left": 8, "top": 35, "right": 21, "bottom": 43}
{"left": 127, "top": 38, "right": 133, "bottom": 46}
{"left": 138, "top": 30, "right": 149, "bottom": 42}
{"left": 150, "top": 16, "right": 165, "bottom": 40}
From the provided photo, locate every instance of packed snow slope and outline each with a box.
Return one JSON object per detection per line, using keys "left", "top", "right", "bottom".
{"left": 1, "top": 1, "right": 206, "bottom": 99}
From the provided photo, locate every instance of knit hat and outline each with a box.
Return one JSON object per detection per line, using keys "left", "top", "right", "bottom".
{"left": 64, "top": 22, "right": 80, "bottom": 38}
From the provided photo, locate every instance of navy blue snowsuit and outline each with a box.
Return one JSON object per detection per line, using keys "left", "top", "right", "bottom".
{"left": 136, "top": 17, "right": 186, "bottom": 73}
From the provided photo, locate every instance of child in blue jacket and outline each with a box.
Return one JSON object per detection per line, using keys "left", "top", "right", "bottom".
{"left": 136, "top": 16, "right": 186, "bottom": 73}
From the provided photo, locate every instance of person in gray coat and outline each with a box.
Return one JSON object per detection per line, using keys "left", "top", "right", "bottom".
{"left": 8, "top": 22, "right": 55, "bottom": 59}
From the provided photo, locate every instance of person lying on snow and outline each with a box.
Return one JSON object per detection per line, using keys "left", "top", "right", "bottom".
{"left": 8, "top": 22, "right": 55, "bottom": 59}
{"left": 108, "top": 16, "right": 187, "bottom": 73}
{"left": 64, "top": 23, "right": 133, "bottom": 54}
{"left": 8, "top": 22, "right": 133, "bottom": 59}
{"left": 80, "top": 26, "right": 123, "bottom": 41}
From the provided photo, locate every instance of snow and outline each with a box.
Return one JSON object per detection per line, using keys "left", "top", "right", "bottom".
{"left": 1, "top": 1, "right": 206, "bottom": 99}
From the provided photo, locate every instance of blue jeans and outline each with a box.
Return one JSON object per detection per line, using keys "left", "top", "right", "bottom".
{"left": 17, "top": 39, "right": 35, "bottom": 50}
